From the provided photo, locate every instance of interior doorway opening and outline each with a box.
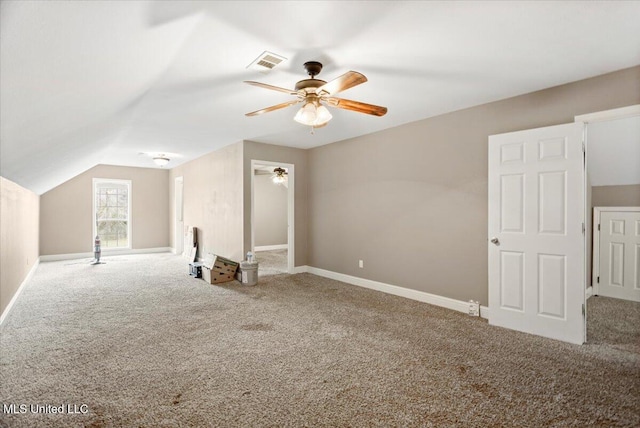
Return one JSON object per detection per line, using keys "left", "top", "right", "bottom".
{"left": 486, "top": 104, "right": 639, "bottom": 345}
{"left": 250, "top": 160, "right": 295, "bottom": 274}
{"left": 577, "top": 105, "right": 640, "bottom": 343}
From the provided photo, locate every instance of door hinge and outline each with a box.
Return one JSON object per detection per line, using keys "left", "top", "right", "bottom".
{"left": 582, "top": 139, "right": 585, "bottom": 153}
{"left": 597, "top": 224, "right": 600, "bottom": 231}
{"left": 582, "top": 222, "right": 585, "bottom": 235}
{"left": 582, "top": 303, "right": 585, "bottom": 316}
{"left": 597, "top": 276, "right": 600, "bottom": 283}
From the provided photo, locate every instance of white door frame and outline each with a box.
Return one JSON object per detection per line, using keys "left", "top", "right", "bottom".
{"left": 575, "top": 105, "right": 640, "bottom": 124}
{"left": 575, "top": 104, "right": 640, "bottom": 299}
{"left": 592, "top": 206, "right": 640, "bottom": 296}
{"left": 174, "top": 176, "right": 184, "bottom": 255}
{"left": 250, "top": 159, "right": 295, "bottom": 273}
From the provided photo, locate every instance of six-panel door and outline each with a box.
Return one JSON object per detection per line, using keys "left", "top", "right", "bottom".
{"left": 597, "top": 210, "right": 640, "bottom": 302}
{"left": 488, "top": 122, "right": 585, "bottom": 344}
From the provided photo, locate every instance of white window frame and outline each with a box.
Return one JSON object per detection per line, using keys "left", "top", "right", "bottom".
{"left": 92, "top": 178, "right": 132, "bottom": 250}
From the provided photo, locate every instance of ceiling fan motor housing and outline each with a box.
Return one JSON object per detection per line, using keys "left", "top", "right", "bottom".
{"left": 303, "top": 61, "right": 323, "bottom": 77}
{"left": 295, "top": 79, "right": 327, "bottom": 93}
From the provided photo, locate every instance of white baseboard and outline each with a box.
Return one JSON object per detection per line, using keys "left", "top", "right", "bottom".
{"left": 292, "top": 265, "right": 309, "bottom": 274}
{"left": 586, "top": 286, "right": 593, "bottom": 299}
{"left": 479, "top": 305, "right": 490, "bottom": 319}
{"left": 40, "top": 251, "right": 93, "bottom": 262}
{"left": 40, "top": 247, "right": 172, "bottom": 262}
{"left": 294, "top": 265, "right": 489, "bottom": 319}
{"left": 255, "top": 244, "right": 288, "bottom": 252}
{"left": 0, "top": 257, "right": 40, "bottom": 326}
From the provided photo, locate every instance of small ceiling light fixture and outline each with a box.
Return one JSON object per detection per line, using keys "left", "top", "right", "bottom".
{"left": 272, "top": 167, "right": 287, "bottom": 184}
{"left": 153, "top": 156, "right": 170, "bottom": 167}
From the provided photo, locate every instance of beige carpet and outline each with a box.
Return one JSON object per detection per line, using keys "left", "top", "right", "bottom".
{"left": 255, "top": 249, "right": 288, "bottom": 276}
{"left": 1, "top": 253, "right": 638, "bottom": 427}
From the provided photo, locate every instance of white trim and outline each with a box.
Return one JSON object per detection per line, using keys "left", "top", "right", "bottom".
{"left": 174, "top": 176, "right": 184, "bottom": 256}
{"left": 592, "top": 206, "right": 640, "bottom": 296}
{"left": 0, "top": 257, "right": 40, "bottom": 326}
{"left": 251, "top": 159, "right": 295, "bottom": 274}
{"left": 300, "top": 265, "right": 489, "bottom": 319}
{"left": 586, "top": 286, "right": 593, "bottom": 299}
{"left": 575, "top": 104, "right": 640, "bottom": 124}
{"left": 479, "top": 305, "right": 490, "bottom": 319}
{"left": 40, "top": 252, "right": 94, "bottom": 262}
{"left": 255, "top": 244, "right": 288, "bottom": 252}
{"left": 93, "top": 178, "right": 133, "bottom": 250}
{"left": 40, "top": 247, "right": 172, "bottom": 262}
{"left": 292, "top": 265, "right": 309, "bottom": 274}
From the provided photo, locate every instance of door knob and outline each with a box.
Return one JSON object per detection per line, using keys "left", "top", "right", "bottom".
{"left": 490, "top": 237, "right": 500, "bottom": 245}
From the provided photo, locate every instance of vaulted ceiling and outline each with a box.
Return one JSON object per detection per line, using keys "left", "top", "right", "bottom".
{"left": 1, "top": 1, "right": 639, "bottom": 194}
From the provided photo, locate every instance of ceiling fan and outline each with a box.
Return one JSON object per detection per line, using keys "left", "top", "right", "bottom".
{"left": 271, "top": 167, "right": 287, "bottom": 184}
{"left": 244, "top": 61, "right": 387, "bottom": 128}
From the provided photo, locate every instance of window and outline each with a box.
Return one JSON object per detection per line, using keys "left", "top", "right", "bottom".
{"left": 93, "top": 179, "right": 131, "bottom": 249}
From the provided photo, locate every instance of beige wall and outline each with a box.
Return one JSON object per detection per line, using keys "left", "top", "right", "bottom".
{"left": 254, "top": 174, "right": 288, "bottom": 247}
{"left": 243, "top": 141, "right": 308, "bottom": 266}
{"left": 308, "top": 66, "right": 640, "bottom": 305}
{"left": 1, "top": 177, "right": 39, "bottom": 315}
{"left": 169, "top": 142, "right": 244, "bottom": 262}
{"left": 592, "top": 184, "right": 640, "bottom": 207}
{"left": 40, "top": 165, "right": 169, "bottom": 255}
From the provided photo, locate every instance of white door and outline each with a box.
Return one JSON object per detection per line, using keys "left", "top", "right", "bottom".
{"left": 595, "top": 209, "right": 640, "bottom": 302}
{"left": 488, "top": 122, "right": 585, "bottom": 344}
{"left": 175, "top": 177, "right": 184, "bottom": 256}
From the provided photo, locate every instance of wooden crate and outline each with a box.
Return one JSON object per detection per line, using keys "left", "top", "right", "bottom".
{"left": 202, "top": 253, "right": 238, "bottom": 284}
{"left": 202, "top": 266, "right": 235, "bottom": 284}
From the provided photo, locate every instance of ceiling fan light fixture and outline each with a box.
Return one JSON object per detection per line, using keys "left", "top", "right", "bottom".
{"left": 294, "top": 101, "right": 332, "bottom": 127}
{"left": 272, "top": 167, "right": 287, "bottom": 184}
{"left": 153, "top": 156, "right": 170, "bottom": 167}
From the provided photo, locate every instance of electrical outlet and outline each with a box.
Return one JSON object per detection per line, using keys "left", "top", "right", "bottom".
{"left": 358, "top": 260, "right": 364, "bottom": 268}
{"left": 468, "top": 300, "right": 480, "bottom": 317}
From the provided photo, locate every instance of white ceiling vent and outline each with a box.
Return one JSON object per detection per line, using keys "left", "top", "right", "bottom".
{"left": 247, "top": 51, "right": 287, "bottom": 73}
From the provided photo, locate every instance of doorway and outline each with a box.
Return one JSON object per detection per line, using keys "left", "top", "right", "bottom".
{"left": 175, "top": 176, "right": 184, "bottom": 256}
{"left": 487, "top": 105, "right": 639, "bottom": 345}
{"left": 250, "top": 160, "right": 295, "bottom": 274}
{"left": 578, "top": 105, "right": 640, "bottom": 344}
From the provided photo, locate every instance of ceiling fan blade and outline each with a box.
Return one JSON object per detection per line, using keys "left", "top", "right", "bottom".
{"left": 245, "top": 100, "right": 300, "bottom": 116}
{"left": 317, "top": 71, "right": 367, "bottom": 95}
{"left": 324, "top": 97, "right": 387, "bottom": 117}
{"left": 244, "top": 81, "right": 297, "bottom": 95}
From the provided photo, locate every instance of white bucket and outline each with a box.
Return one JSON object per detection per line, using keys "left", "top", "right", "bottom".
{"left": 240, "top": 261, "right": 259, "bottom": 286}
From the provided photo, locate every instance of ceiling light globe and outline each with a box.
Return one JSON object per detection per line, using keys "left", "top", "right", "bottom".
{"left": 153, "top": 157, "right": 170, "bottom": 167}
{"left": 314, "top": 105, "right": 332, "bottom": 126}
{"left": 294, "top": 102, "right": 319, "bottom": 126}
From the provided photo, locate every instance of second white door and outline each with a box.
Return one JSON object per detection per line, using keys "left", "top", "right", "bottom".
{"left": 595, "top": 208, "right": 640, "bottom": 302}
